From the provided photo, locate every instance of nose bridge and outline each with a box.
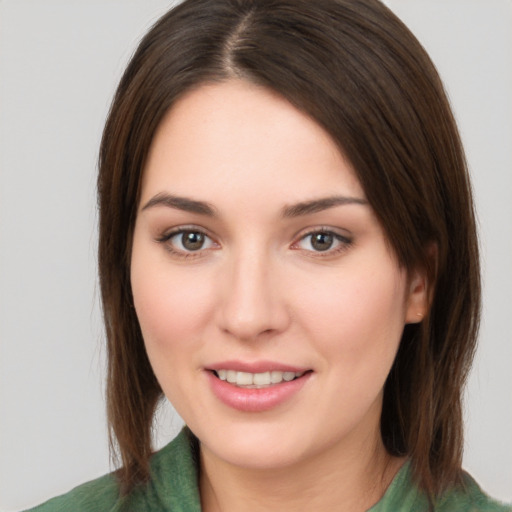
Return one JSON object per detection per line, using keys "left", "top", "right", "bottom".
{"left": 218, "top": 243, "right": 287, "bottom": 340}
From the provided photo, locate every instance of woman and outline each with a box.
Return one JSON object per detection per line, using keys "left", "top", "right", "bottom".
{"left": 26, "top": 0, "right": 511, "bottom": 510}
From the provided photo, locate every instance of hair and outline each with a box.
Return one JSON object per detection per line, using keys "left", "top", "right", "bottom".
{"left": 97, "top": 0, "right": 480, "bottom": 501}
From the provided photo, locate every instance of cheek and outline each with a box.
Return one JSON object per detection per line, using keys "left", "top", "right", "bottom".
{"left": 297, "top": 264, "right": 408, "bottom": 430}
{"left": 130, "top": 246, "right": 219, "bottom": 414}
{"left": 134, "top": 278, "right": 206, "bottom": 342}
{"left": 130, "top": 243, "right": 215, "bottom": 360}
{"left": 294, "top": 260, "right": 407, "bottom": 368}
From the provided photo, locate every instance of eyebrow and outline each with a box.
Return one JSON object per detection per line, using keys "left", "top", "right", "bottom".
{"left": 282, "top": 195, "right": 368, "bottom": 217}
{"left": 141, "top": 193, "right": 217, "bottom": 216}
{"left": 141, "top": 193, "right": 368, "bottom": 218}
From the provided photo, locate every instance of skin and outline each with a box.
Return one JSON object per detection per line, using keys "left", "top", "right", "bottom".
{"left": 131, "top": 80, "right": 427, "bottom": 511}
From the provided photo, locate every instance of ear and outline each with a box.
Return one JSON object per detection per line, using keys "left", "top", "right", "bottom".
{"left": 404, "top": 268, "right": 429, "bottom": 324}
{"left": 404, "top": 244, "right": 437, "bottom": 324}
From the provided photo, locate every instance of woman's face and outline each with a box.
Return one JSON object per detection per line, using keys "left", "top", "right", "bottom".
{"left": 131, "top": 80, "right": 424, "bottom": 470}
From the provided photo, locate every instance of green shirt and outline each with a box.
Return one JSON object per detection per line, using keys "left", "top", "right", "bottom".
{"left": 25, "top": 428, "right": 511, "bottom": 512}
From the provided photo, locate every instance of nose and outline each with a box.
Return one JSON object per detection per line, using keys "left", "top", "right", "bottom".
{"left": 217, "top": 248, "right": 290, "bottom": 341}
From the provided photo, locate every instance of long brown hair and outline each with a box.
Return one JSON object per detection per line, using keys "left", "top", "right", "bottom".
{"left": 98, "top": 0, "right": 480, "bottom": 499}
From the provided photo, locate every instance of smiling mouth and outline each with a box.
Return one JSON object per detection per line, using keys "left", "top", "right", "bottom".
{"left": 212, "top": 369, "right": 310, "bottom": 389}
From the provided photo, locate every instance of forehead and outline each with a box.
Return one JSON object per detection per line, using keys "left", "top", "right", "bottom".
{"left": 141, "top": 79, "right": 365, "bottom": 208}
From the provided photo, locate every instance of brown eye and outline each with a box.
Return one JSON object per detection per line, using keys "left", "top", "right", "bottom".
{"left": 161, "top": 229, "right": 216, "bottom": 254}
{"left": 181, "top": 231, "right": 205, "bottom": 251}
{"left": 295, "top": 230, "right": 352, "bottom": 254}
{"left": 310, "top": 232, "right": 334, "bottom": 251}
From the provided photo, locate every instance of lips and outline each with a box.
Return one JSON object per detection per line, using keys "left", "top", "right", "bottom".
{"left": 205, "top": 361, "right": 312, "bottom": 412}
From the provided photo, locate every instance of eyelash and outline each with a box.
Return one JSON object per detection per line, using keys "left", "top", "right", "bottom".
{"left": 291, "top": 228, "right": 353, "bottom": 258}
{"left": 156, "top": 227, "right": 218, "bottom": 259}
{"left": 155, "top": 226, "right": 353, "bottom": 259}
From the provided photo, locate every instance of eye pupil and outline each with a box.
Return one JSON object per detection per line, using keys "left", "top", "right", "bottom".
{"left": 311, "top": 232, "right": 334, "bottom": 251}
{"left": 182, "top": 231, "right": 205, "bottom": 251}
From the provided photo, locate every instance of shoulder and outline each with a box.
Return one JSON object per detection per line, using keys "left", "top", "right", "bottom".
{"left": 23, "top": 428, "right": 201, "bottom": 512}
{"left": 435, "top": 472, "right": 512, "bottom": 512}
{"left": 22, "top": 472, "right": 120, "bottom": 512}
{"left": 371, "top": 461, "right": 511, "bottom": 512}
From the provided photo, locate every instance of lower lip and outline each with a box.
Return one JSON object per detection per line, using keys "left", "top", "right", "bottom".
{"left": 206, "top": 371, "right": 311, "bottom": 412}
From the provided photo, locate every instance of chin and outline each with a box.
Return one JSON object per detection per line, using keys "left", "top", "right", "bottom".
{"left": 205, "top": 436, "right": 305, "bottom": 471}
{"left": 192, "top": 418, "right": 332, "bottom": 471}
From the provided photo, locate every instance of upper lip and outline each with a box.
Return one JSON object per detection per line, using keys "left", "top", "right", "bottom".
{"left": 206, "top": 360, "right": 310, "bottom": 374}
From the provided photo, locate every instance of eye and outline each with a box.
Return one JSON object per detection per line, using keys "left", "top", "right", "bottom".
{"left": 159, "top": 228, "right": 217, "bottom": 254}
{"left": 294, "top": 230, "right": 351, "bottom": 254}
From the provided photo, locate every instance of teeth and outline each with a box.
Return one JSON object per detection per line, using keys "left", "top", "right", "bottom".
{"left": 215, "top": 369, "right": 305, "bottom": 388}
{"left": 253, "top": 372, "right": 271, "bottom": 386}
{"left": 236, "top": 371, "right": 253, "bottom": 385}
{"left": 270, "top": 371, "right": 283, "bottom": 383}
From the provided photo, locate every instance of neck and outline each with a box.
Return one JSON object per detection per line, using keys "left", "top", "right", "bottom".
{"left": 199, "top": 424, "right": 405, "bottom": 512}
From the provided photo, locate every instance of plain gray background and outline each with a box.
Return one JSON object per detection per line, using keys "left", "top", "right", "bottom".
{"left": 0, "top": 1, "right": 510, "bottom": 510}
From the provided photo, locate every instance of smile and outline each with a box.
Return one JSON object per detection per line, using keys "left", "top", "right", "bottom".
{"left": 214, "top": 370, "right": 306, "bottom": 388}
{"left": 206, "top": 366, "right": 312, "bottom": 412}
